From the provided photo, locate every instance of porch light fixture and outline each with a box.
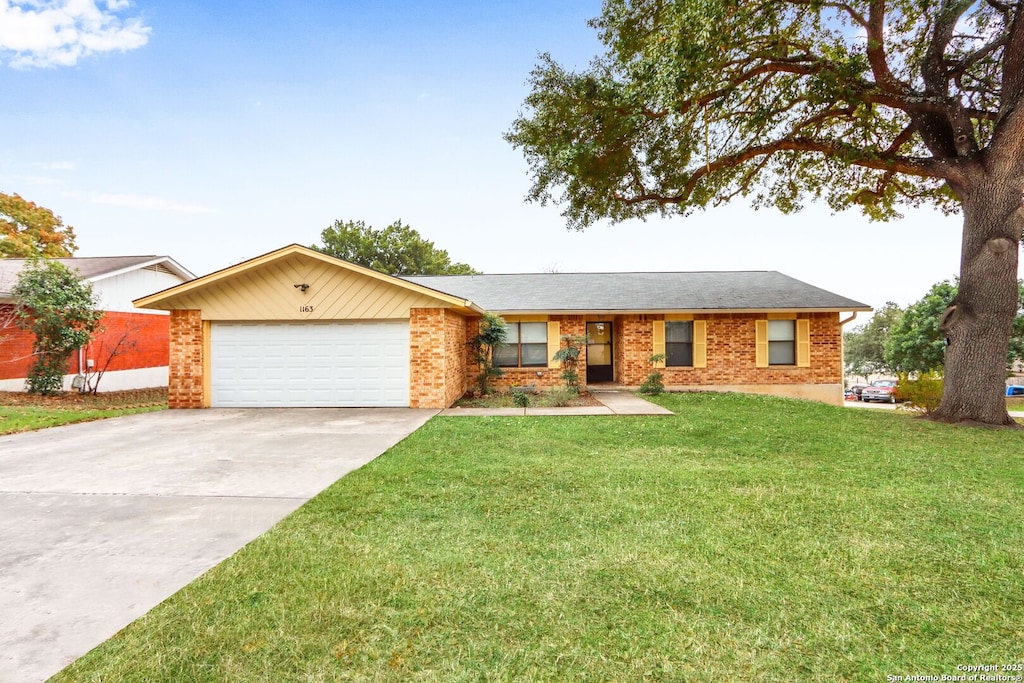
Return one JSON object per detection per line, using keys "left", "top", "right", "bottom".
{"left": 294, "top": 283, "right": 310, "bottom": 292}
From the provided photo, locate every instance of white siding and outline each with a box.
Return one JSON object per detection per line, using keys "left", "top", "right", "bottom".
{"left": 93, "top": 268, "right": 188, "bottom": 313}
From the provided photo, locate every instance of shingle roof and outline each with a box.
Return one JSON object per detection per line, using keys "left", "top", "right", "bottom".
{"left": 404, "top": 271, "right": 870, "bottom": 313}
{"left": 0, "top": 256, "right": 195, "bottom": 296}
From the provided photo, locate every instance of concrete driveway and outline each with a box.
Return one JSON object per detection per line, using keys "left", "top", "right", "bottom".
{"left": 0, "top": 407, "right": 436, "bottom": 682}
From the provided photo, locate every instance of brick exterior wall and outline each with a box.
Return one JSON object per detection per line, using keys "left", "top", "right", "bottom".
{"left": 0, "top": 304, "right": 171, "bottom": 381}
{"left": 465, "top": 311, "right": 842, "bottom": 403}
{"left": 160, "top": 307, "right": 843, "bottom": 409}
{"left": 168, "top": 309, "right": 204, "bottom": 409}
{"left": 474, "top": 315, "right": 588, "bottom": 394}
{"left": 615, "top": 312, "right": 841, "bottom": 386}
{"left": 409, "top": 308, "right": 472, "bottom": 409}
{"left": 614, "top": 312, "right": 844, "bottom": 403}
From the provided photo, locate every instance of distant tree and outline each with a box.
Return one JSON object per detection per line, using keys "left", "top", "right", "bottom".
{"left": 844, "top": 302, "right": 904, "bottom": 378}
{"left": 0, "top": 192, "right": 77, "bottom": 257}
{"left": 887, "top": 280, "right": 1024, "bottom": 375}
{"left": 507, "top": 1, "right": 1024, "bottom": 425}
{"left": 313, "top": 219, "right": 479, "bottom": 275}
{"left": 12, "top": 260, "right": 102, "bottom": 394}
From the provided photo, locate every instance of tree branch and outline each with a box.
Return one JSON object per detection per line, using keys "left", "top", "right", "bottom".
{"left": 866, "top": 0, "right": 911, "bottom": 95}
{"left": 615, "top": 136, "right": 947, "bottom": 208}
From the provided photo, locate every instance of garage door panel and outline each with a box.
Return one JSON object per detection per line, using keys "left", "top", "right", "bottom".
{"left": 211, "top": 322, "right": 409, "bottom": 407}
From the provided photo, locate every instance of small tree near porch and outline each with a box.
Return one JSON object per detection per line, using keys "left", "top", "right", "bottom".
{"left": 507, "top": 1, "right": 1024, "bottom": 426}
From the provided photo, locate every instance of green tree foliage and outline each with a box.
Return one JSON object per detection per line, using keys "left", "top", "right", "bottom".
{"left": 471, "top": 313, "right": 507, "bottom": 395}
{"left": 313, "top": 219, "right": 479, "bottom": 276}
{"left": 886, "top": 281, "right": 957, "bottom": 374}
{"left": 844, "top": 302, "right": 904, "bottom": 377}
{"left": 886, "top": 280, "right": 1024, "bottom": 374}
{"left": 507, "top": 1, "right": 1024, "bottom": 425}
{"left": 0, "top": 192, "right": 77, "bottom": 257}
{"left": 12, "top": 260, "right": 103, "bottom": 394}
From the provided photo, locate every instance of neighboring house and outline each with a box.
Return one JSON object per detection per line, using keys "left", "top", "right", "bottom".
{"left": 0, "top": 256, "right": 195, "bottom": 392}
{"left": 135, "top": 244, "right": 871, "bottom": 409}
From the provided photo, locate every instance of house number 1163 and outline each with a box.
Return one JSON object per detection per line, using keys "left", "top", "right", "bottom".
{"left": 299, "top": 305, "right": 314, "bottom": 313}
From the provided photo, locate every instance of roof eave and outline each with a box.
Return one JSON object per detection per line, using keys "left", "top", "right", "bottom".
{"left": 489, "top": 306, "right": 874, "bottom": 316}
{"left": 88, "top": 256, "right": 197, "bottom": 283}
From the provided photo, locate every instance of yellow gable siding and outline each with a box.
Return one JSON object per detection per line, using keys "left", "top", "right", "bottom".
{"left": 152, "top": 253, "right": 451, "bottom": 320}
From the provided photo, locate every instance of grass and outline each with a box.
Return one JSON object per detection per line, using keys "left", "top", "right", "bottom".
{"left": 56, "top": 393, "right": 1023, "bottom": 682}
{"left": 0, "top": 387, "right": 167, "bottom": 435}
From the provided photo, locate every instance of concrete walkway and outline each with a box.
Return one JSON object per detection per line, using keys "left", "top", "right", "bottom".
{"left": 439, "top": 389, "right": 673, "bottom": 416}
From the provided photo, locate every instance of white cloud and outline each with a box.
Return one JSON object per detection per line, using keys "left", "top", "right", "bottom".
{"left": 0, "top": 0, "right": 151, "bottom": 69}
{"left": 67, "top": 190, "right": 216, "bottom": 214}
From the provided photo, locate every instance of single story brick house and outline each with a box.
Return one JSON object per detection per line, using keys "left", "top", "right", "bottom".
{"left": 134, "top": 244, "right": 870, "bottom": 409}
{"left": 0, "top": 256, "right": 195, "bottom": 391}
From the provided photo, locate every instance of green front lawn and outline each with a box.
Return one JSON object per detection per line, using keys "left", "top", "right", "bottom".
{"left": 57, "top": 393, "right": 1023, "bottom": 681}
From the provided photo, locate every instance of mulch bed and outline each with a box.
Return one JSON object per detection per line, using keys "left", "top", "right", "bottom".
{"left": 0, "top": 387, "right": 168, "bottom": 409}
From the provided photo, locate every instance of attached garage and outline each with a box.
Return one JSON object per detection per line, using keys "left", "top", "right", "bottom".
{"left": 209, "top": 321, "right": 410, "bottom": 407}
{"left": 133, "top": 245, "right": 481, "bottom": 409}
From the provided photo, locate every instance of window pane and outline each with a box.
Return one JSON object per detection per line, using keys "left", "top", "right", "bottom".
{"left": 521, "top": 343, "right": 548, "bottom": 367}
{"left": 494, "top": 345, "right": 519, "bottom": 367}
{"left": 768, "top": 340, "right": 795, "bottom": 365}
{"left": 768, "top": 319, "right": 795, "bottom": 341}
{"left": 520, "top": 322, "right": 547, "bottom": 343}
{"left": 666, "top": 321, "right": 693, "bottom": 343}
{"left": 588, "top": 344, "right": 611, "bottom": 365}
{"left": 504, "top": 323, "right": 520, "bottom": 344}
{"left": 666, "top": 342, "right": 693, "bottom": 367}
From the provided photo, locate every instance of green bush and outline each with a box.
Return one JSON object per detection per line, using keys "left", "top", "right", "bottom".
{"left": 896, "top": 372, "right": 943, "bottom": 414}
{"left": 639, "top": 354, "right": 666, "bottom": 395}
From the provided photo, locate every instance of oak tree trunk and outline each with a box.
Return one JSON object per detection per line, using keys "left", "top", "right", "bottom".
{"left": 933, "top": 173, "right": 1022, "bottom": 427}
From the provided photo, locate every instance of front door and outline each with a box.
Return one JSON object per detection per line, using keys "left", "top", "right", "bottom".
{"left": 586, "top": 322, "right": 613, "bottom": 384}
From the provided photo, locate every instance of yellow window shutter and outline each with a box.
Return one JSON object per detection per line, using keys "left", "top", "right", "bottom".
{"left": 796, "top": 319, "right": 811, "bottom": 367}
{"left": 652, "top": 320, "right": 666, "bottom": 367}
{"left": 755, "top": 320, "right": 768, "bottom": 368}
{"left": 547, "top": 321, "right": 560, "bottom": 368}
{"left": 693, "top": 320, "right": 707, "bottom": 368}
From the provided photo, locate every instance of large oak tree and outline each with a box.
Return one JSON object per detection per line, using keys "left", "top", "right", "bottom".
{"left": 507, "top": 0, "right": 1024, "bottom": 426}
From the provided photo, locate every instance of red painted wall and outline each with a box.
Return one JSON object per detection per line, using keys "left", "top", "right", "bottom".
{"left": 0, "top": 305, "right": 170, "bottom": 380}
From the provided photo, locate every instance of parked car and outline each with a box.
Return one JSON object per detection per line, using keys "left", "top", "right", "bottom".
{"left": 1007, "top": 385, "right": 1024, "bottom": 396}
{"left": 861, "top": 379, "right": 898, "bottom": 403}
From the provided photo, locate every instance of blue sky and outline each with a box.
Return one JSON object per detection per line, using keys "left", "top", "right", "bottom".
{"left": 0, "top": 0, "right": 977, "bottom": 320}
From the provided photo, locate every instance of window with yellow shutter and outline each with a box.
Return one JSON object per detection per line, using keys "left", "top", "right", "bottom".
{"left": 767, "top": 319, "right": 796, "bottom": 365}
{"left": 665, "top": 321, "right": 694, "bottom": 366}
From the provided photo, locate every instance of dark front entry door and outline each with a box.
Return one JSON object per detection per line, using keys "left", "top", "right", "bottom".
{"left": 586, "top": 322, "right": 613, "bottom": 383}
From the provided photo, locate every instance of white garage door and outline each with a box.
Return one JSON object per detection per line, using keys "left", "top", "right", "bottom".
{"left": 210, "top": 321, "right": 409, "bottom": 407}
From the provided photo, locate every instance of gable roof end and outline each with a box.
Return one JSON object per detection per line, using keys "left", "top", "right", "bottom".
{"left": 133, "top": 244, "right": 483, "bottom": 313}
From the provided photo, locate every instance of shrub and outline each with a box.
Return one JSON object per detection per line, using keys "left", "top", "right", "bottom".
{"left": 546, "top": 388, "right": 575, "bottom": 407}
{"left": 511, "top": 389, "right": 530, "bottom": 414}
{"left": 896, "top": 372, "right": 943, "bottom": 414}
{"left": 552, "top": 334, "right": 587, "bottom": 394}
{"left": 639, "top": 354, "right": 666, "bottom": 395}
{"left": 471, "top": 313, "right": 507, "bottom": 395}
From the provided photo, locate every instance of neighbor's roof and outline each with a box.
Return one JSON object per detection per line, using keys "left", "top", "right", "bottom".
{"left": 0, "top": 256, "right": 195, "bottom": 297}
{"left": 404, "top": 271, "right": 871, "bottom": 313}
